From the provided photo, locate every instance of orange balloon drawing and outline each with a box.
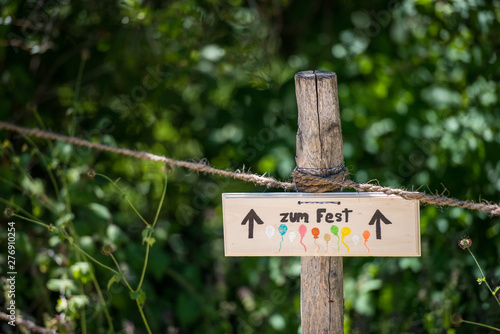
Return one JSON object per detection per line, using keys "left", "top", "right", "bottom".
{"left": 311, "top": 228, "right": 320, "bottom": 252}
{"left": 363, "top": 230, "right": 371, "bottom": 252}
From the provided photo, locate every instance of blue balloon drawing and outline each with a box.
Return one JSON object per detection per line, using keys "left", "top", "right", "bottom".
{"left": 278, "top": 224, "right": 288, "bottom": 252}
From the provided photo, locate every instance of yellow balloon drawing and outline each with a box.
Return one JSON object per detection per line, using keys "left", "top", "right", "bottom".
{"left": 340, "top": 227, "right": 351, "bottom": 252}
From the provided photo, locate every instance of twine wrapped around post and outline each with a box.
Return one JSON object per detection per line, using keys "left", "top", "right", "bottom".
{"left": 293, "top": 164, "right": 348, "bottom": 193}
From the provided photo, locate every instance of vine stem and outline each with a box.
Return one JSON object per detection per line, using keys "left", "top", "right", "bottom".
{"left": 136, "top": 244, "right": 150, "bottom": 293}
{"left": 467, "top": 248, "right": 500, "bottom": 308}
{"left": 467, "top": 248, "right": 485, "bottom": 278}
{"left": 96, "top": 173, "right": 150, "bottom": 227}
{"left": 89, "top": 266, "right": 115, "bottom": 333}
{"left": 0, "top": 198, "right": 42, "bottom": 222}
{"left": 136, "top": 299, "right": 152, "bottom": 334}
{"left": 461, "top": 319, "right": 500, "bottom": 332}
{"left": 12, "top": 213, "right": 49, "bottom": 228}
{"left": 109, "top": 254, "right": 152, "bottom": 333}
{"left": 136, "top": 174, "right": 167, "bottom": 292}
{"left": 72, "top": 243, "right": 119, "bottom": 275}
{"left": 109, "top": 254, "right": 134, "bottom": 293}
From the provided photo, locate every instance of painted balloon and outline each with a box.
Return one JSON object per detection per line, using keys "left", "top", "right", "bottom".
{"left": 324, "top": 233, "right": 331, "bottom": 252}
{"left": 341, "top": 227, "right": 351, "bottom": 238}
{"left": 298, "top": 224, "right": 307, "bottom": 252}
{"left": 311, "top": 227, "right": 320, "bottom": 252}
{"left": 299, "top": 224, "right": 307, "bottom": 237}
{"left": 352, "top": 234, "right": 360, "bottom": 252}
{"left": 288, "top": 231, "right": 297, "bottom": 242}
{"left": 331, "top": 225, "right": 340, "bottom": 251}
{"left": 341, "top": 227, "right": 351, "bottom": 252}
{"left": 278, "top": 224, "right": 288, "bottom": 252}
{"left": 311, "top": 227, "right": 320, "bottom": 239}
{"left": 363, "top": 230, "right": 371, "bottom": 252}
{"left": 278, "top": 224, "right": 288, "bottom": 236}
{"left": 266, "top": 225, "right": 275, "bottom": 238}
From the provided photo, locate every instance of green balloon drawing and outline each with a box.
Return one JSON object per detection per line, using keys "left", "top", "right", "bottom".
{"left": 331, "top": 225, "right": 340, "bottom": 251}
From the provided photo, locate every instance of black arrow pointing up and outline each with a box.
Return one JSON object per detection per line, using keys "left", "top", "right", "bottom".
{"left": 368, "top": 209, "right": 392, "bottom": 240}
{"left": 241, "top": 209, "right": 264, "bottom": 239}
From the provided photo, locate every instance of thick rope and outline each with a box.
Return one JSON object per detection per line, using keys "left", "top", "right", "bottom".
{"left": 0, "top": 121, "right": 290, "bottom": 189}
{"left": 1, "top": 121, "right": 500, "bottom": 216}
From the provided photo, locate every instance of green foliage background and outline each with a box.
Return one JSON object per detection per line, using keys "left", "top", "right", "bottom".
{"left": 1, "top": 0, "right": 500, "bottom": 333}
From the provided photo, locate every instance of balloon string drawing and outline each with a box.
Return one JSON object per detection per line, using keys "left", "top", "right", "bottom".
{"left": 352, "top": 235, "right": 360, "bottom": 252}
{"left": 311, "top": 227, "right": 320, "bottom": 252}
{"left": 266, "top": 225, "right": 275, "bottom": 251}
{"left": 299, "top": 224, "right": 307, "bottom": 252}
{"left": 278, "top": 224, "right": 288, "bottom": 252}
{"left": 260, "top": 225, "right": 372, "bottom": 254}
{"left": 288, "top": 231, "right": 296, "bottom": 252}
{"left": 363, "top": 230, "right": 371, "bottom": 253}
{"left": 324, "top": 233, "right": 331, "bottom": 252}
{"left": 331, "top": 225, "right": 340, "bottom": 251}
{"left": 341, "top": 227, "right": 351, "bottom": 252}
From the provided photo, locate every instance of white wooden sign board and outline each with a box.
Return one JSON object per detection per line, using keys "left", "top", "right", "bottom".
{"left": 222, "top": 193, "right": 420, "bottom": 257}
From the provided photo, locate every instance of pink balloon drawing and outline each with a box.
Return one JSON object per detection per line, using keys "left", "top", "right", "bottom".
{"left": 298, "top": 224, "right": 307, "bottom": 252}
{"left": 363, "top": 230, "right": 371, "bottom": 252}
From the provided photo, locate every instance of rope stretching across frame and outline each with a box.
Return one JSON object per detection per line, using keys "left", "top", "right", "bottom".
{"left": 1, "top": 121, "right": 499, "bottom": 216}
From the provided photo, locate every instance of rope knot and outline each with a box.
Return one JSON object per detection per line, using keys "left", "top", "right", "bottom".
{"left": 292, "top": 163, "right": 348, "bottom": 193}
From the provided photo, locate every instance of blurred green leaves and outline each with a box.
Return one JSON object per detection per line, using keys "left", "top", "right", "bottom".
{"left": 1, "top": 0, "right": 500, "bottom": 333}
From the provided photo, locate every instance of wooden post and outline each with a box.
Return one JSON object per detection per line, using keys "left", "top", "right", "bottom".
{"left": 295, "top": 71, "right": 344, "bottom": 333}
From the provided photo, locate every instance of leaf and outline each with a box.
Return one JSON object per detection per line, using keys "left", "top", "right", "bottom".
{"left": 47, "top": 278, "right": 76, "bottom": 293}
{"left": 70, "top": 262, "right": 91, "bottom": 283}
{"left": 142, "top": 226, "right": 154, "bottom": 244}
{"left": 69, "top": 295, "right": 89, "bottom": 311}
{"left": 138, "top": 290, "right": 146, "bottom": 305}
{"left": 107, "top": 224, "right": 127, "bottom": 244}
{"left": 88, "top": 202, "right": 112, "bottom": 221}
{"left": 359, "top": 279, "right": 383, "bottom": 293}
{"left": 130, "top": 290, "right": 141, "bottom": 300}
{"left": 55, "top": 213, "right": 75, "bottom": 228}
{"left": 145, "top": 237, "right": 156, "bottom": 247}
{"left": 130, "top": 289, "right": 146, "bottom": 305}
{"left": 107, "top": 273, "right": 122, "bottom": 290}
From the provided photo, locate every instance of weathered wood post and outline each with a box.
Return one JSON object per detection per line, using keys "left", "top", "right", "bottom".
{"left": 294, "top": 71, "right": 345, "bottom": 333}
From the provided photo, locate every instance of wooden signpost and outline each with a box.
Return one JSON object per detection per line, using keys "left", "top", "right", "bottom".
{"left": 222, "top": 192, "right": 420, "bottom": 257}
{"left": 222, "top": 71, "right": 420, "bottom": 333}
